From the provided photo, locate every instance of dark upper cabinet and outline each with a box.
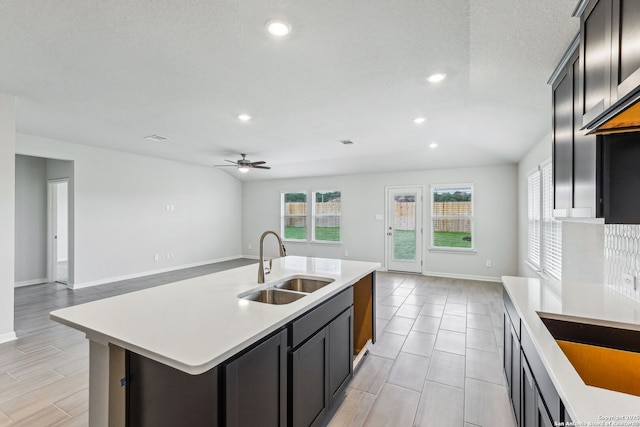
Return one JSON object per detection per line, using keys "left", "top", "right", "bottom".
{"left": 581, "top": 0, "right": 613, "bottom": 125}
{"left": 225, "top": 330, "right": 288, "bottom": 427}
{"left": 580, "top": 0, "right": 640, "bottom": 129}
{"left": 553, "top": 56, "right": 574, "bottom": 216}
{"left": 611, "top": 1, "right": 640, "bottom": 102}
{"left": 551, "top": 37, "right": 599, "bottom": 219}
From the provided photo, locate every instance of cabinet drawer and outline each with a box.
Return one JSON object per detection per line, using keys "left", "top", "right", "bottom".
{"left": 503, "top": 289, "right": 520, "bottom": 339}
{"left": 290, "top": 287, "right": 353, "bottom": 348}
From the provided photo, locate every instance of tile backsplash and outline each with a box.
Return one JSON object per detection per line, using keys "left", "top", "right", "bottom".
{"left": 604, "top": 224, "right": 640, "bottom": 302}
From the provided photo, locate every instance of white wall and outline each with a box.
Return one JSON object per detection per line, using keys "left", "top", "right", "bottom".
{"left": 17, "top": 134, "right": 243, "bottom": 288}
{"left": 517, "top": 132, "right": 552, "bottom": 277}
{"left": 242, "top": 164, "right": 518, "bottom": 281}
{"left": 0, "top": 93, "right": 16, "bottom": 343}
{"left": 15, "top": 155, "right": 47, "bottom": 285}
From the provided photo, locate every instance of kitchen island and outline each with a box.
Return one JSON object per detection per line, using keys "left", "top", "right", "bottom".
{"left": 502, "top": 276, "right": 640, "bottom": 425}
{"left": 51, "top": 256, "right": 379, "bottom": 427}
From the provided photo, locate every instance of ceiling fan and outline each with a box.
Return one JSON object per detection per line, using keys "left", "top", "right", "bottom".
{"left": 215, "top": 154, "right": 271, "bottom": 173}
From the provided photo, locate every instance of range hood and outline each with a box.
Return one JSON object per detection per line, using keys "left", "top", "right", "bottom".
{"left": 584, "top": 88, "right": 640, "bottom": 135}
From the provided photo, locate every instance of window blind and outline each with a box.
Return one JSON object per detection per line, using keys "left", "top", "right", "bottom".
{"left": 541, "top": 162, "right": 562, "bottom": 280}
{"left": 527, "top": 170, "right": 541, "bottom": 267}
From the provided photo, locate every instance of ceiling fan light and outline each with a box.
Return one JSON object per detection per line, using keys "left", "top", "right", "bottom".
{"left": 238, "top": 166, "right": 250, "bottom": 173}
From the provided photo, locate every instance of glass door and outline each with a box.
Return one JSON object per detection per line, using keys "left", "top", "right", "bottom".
{"left": 386, "top": 186, "right": 423, "bottom": 273}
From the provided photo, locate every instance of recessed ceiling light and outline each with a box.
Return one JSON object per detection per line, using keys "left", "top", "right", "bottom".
{"left": 429, "top": 142, "right": 439, "bottom": 149}
{"left": 427, "top": 73, "right": 447, "bottom": 83}
{"left": 238, "top": 114, "right": 252, "bottom": 121}
{"left": 414, "top": 117, "right": 426, "bottom": 124}
{"left": 144, "top": 134, "right": 168, "bottom": 142}
{"left": 266, "top": 20, "right": 291, "bottom": 37}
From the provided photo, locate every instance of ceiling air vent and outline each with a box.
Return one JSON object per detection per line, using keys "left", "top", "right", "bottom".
{"left": 339, "top": 139, "right": 354, "bottom": 145}
{"left": 144, "top": 134, "right": 169, "bottom": 142}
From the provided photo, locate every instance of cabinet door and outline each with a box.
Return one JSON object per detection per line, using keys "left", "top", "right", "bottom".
{"left": 536, "top": 387, "right": 555, "bottom": 427}
{"left": 503, "top": 313, "right": 521, "bottom": 425}
{"left": 328, "top": 307, "right": 353, "bottom": 403}
{"left": 509, "top": 323, "right": 521, "bottom": 425}
{"left": 521, "top": 355, "right": 536, "bottom": 427}
{"left": 612, "top": 0, "right": 640, "bottom": 100}
{"left": 291, "top": 329, "right": 329, "bottom": 427}
{"left": 127, "top": 352, "right": 218, "bottom": 427}
{"left": 225, "top": 330, "right": 287, "bottom": 427}
{"left": 553, "top": 63, "right": 574, "bottom": 217}
{"left": 572, "top": 55, "right": 599, "bottom": 218}
{"left": 581, "top": 0, "right": 613, "bottom": 125}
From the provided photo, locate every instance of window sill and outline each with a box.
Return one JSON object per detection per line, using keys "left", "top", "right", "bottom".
{"left": 311, "top": 241, "right": 341, "bottom": 246}
{"left": 428, "top": 247, "right": 476, "bottom": 255}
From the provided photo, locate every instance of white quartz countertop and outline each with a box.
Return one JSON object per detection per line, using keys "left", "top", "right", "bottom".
{"left": 502, "top": 276, "right": 640, "bottom": 423}
{"left": 51, "top": 256, "right": 379, "bottom": 375}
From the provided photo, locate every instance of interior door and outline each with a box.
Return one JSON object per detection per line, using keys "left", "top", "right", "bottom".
{"left": 386, "top": 187, "right": 423, "bottom": 273}
{"left": 48, "top": 180, "right": 69, "bottom": 284}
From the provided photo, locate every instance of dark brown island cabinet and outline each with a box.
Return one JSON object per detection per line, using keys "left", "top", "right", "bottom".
{"left": 551, "top": 0, "right": 640, "bottom": 223}
{"left": 124, "top": 272, "right": 375, "bottom": 427}
{"left": 503, "top": 290, "right": 570, "bottom": 427}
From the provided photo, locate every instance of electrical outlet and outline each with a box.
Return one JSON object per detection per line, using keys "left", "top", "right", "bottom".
{"left": 485, "top": 260, "right": 492, "bottom": 268}
{"left": 248, "top": 243, "right": 252, "bottom": 250}
{"left": 623, "top": 273, "right": 636, "bottom": 290}
{"left": 344, "top": 249, "right": 349, "bottom": 257}
{"left": 154, "top": 254, "right": 159, "bottom": 261}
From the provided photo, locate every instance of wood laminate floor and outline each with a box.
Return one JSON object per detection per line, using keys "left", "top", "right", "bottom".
{"left": 1, "top": 262, "right": 515, "bottom": 426}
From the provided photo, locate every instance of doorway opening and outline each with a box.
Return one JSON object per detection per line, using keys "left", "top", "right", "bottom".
{"left": 385, "top": 186, "right": 423, "bottom": 274}
{"left": 48, "top": 179, "right": 69, "bottom": 285}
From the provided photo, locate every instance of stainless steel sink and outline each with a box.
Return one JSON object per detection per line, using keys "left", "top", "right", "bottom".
{"left": 241, "top": 289, "right": 306, "bottom": 305}
{"left": 273, "top": 276, "right": 334, "bottom": 293}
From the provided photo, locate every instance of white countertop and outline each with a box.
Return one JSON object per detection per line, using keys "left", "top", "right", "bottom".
{"left": 51, "top": 256, "right": 378, "bottom": 375}
{"left": 502, "top": 276, "right": 640, "bottom": 422}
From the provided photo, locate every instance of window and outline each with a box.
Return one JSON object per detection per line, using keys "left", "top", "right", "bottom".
{"left": 527, "top": 170, "right": 541, "bottom": 267}
{"left": 312, "top": 190, "right": 341, "bottom": 242}
{"left": 431, "top": 185, "right": 473, "bottom": 250}
{"left": 541, "top": 162, "right": 562, "bottom": 280}
{"left": 527, "top": 161, "right": 562, "bottom": 280}
{"left": 281, "top": 192, "right": 307, "bottom": 241}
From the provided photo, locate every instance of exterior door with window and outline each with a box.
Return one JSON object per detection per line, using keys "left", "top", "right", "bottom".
{"left": 386, "top": 187, "right": 423, "bottom": 273}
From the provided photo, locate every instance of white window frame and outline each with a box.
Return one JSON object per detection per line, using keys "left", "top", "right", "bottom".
{"left": 311, "top": 189, "right": 341, "bottom": 244}
{"left": 527, "top": 168, "right": 541, "bottom": 269}
{"left": 430, "top": 183, "right": 475, "bottom": 253}
{"left": 280, "top": 191, "right": 308, "bottom": 242}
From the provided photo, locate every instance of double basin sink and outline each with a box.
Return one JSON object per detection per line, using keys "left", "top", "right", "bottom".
{"left": 240, "top": 276, "right": 335, "bottom": 305}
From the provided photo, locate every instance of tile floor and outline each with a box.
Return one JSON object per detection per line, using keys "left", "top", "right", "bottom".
{"left": 1, "top": 262, "right": 515, "bottom": 426}
{"left": 326, "top": 271, "right": 516, "bottom": 427}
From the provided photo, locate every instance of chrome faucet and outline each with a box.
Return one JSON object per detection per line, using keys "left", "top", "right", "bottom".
{"left": 258, "top": 230, "right": 287, "bottom": 283}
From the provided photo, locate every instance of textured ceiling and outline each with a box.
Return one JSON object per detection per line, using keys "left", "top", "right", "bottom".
{"left": 0, "top": 0, "right": 579, "bottom": 180}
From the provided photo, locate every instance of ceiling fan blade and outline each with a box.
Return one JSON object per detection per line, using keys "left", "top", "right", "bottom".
{"left": 250, "top": 161, "right": 266, "bottom": 166}
{"left": 224, "top": 159, "right": 238, "bottom": 164}
{"left": 214, "top": 164, "right": 238, "bottom": 167}
{"left": 252, "top": 165, "right": 271, "bottom": 169}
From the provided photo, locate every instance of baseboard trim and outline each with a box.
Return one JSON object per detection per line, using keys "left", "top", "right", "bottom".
{"left": 422, "top": 270, "right": 502, "bottom": 283}
{"left": 70, "top": 255, "right": 245, "bottom": 290}
{"left": 14, "top": 278, "right": 48, "bottom": 288}
{"left": 376, "top": 267, "right": 501, "bottom": 282}
{"left": 0, "top": 331, "right": 17, "bottom": 344}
